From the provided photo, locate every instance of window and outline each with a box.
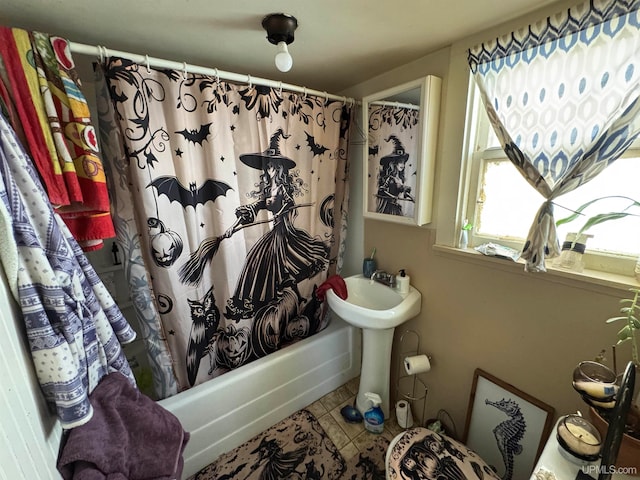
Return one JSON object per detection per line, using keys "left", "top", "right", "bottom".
{"left": 461, "top": 81, "right": 640, "bottom": 277}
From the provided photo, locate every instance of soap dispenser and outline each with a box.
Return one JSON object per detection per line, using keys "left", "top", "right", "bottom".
{"left": 396, "top": 269, "right": 410, "bottom": 294}
{"left": 363, "top": 392, "right": 384, "bottom": 434}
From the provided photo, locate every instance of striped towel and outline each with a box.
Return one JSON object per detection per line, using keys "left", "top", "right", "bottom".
{"left": 0, "top": 27, "right": 115, "bottom": 251}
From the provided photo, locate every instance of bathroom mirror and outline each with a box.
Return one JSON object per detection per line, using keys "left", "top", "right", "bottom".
{"left": 362, "top": 76, "right": 441, "bottom": 226}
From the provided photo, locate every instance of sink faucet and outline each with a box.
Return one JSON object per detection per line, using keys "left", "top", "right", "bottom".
{"left": 371, "top": 269, "right": 396, "bottom": 287}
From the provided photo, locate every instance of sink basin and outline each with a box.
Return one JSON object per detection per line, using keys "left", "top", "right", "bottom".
{"left": 326, "top": 274, "right": 422, "bottom": 418}
{"left": 326, "top": 274, "right": 421, "bottom": 329}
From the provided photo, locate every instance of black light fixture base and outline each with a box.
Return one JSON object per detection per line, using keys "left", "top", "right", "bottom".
{"left": 262, "top": 13, "right": 298, "bottom": 45}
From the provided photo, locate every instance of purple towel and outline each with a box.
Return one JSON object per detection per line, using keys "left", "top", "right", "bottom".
{"left": 57, "top": 373, "right": 189, "bottom": 480}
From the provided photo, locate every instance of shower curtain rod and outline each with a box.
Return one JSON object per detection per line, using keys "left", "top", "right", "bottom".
{"left": 369, "top": 100, "right": 419, "bottom": 110}
{"left": 69, "top": 42, "right": 358, "bottom": 106}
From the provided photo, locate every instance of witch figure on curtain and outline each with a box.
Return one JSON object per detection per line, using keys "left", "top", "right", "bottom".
{"left": 224, "top": 129, "right": 329, "bottom": 321}
{"left": 376, "top": 135, "right": 414, "bottom": 216}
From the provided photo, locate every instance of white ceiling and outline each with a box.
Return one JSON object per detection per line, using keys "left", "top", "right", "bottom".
{"left": 1, "top": 0, "right": 564, "bottom": 93}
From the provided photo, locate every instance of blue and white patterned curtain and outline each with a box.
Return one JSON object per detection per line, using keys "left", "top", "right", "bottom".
{"left": 468, "top": 0, "right": 640, "bottom": 272}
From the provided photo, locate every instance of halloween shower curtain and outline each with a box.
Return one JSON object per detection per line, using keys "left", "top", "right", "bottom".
{"left": 97, "top": 58, "right": 351, "bottom": 395}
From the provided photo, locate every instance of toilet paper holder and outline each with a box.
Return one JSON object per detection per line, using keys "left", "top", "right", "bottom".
{"left": 395, "top": 329, "right": 429, "bottom": 428}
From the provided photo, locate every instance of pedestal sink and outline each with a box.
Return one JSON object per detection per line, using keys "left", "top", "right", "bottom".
{"left": 326, "top": 274, "right": 422, "bottom": 418}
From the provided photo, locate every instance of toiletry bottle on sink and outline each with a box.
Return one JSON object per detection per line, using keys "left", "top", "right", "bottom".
{"left": 363, "top": 392, "right": 384, "bottom": 434}
{"left": 396, "top": 269, "right": 410, "bottom": 294}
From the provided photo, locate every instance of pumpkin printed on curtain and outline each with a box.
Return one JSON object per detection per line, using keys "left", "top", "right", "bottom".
{"left": 102, "top": 57, "right": 351, "bottom": 392}
{"left": 148, "top": 218, "right": 184, "bottom": 268}
{"left": 216, "top": 324, "right": 251, "bottom": 370}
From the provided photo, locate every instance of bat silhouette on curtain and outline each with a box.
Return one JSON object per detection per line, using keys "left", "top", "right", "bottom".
{"left": 147, "top": 176, "right": 232, "bottom": 209}
{"left": 305, "top": 132, "right": 329, "bottom": 156}
{"left": 175, "top": 123, "right": 212, "bottom": 146}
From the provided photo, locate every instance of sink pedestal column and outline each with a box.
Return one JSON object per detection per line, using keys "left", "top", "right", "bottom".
{"left": 355, "top": 327, "right": 394, "bottom": 419}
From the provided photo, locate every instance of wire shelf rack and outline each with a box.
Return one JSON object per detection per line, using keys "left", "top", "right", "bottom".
{"left": 395, "top": 329, "right": 429, "bottom": 428}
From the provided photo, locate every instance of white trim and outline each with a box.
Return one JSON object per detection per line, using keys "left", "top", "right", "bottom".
{"left": 433, "top": 245, "right": 640, "bottom": 295}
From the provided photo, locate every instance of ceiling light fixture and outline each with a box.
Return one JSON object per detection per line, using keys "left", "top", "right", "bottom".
{"left": 262, "top": 13, "right": 298, "bottom": 73}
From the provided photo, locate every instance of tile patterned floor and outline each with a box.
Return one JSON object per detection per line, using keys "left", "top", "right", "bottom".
{"left": 303, "top": 376, "right": 405, "bottom": 462}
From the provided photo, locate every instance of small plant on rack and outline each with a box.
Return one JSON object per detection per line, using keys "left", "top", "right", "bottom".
{"left": 578, "top": 288, "right": 640, "bottom": 451}
{"left": 606, "top": 287, "right": 640, "bottom": 370}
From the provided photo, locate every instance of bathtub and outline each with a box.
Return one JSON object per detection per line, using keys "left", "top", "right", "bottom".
{"left": 159, "top": 316, "right": 361, "bottom": 478}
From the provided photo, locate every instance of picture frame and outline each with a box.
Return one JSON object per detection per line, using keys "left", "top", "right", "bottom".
{"left": 463, "top": 369, "right": 555, "bottom": 480}
{"left": 362, "top": 76, "right": 441, "bottom": 226}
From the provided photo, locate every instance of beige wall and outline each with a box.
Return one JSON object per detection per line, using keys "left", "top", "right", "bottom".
{"left": 341, "top": 0, "right": 633, "bottom": 439}
{"left": 368, "top": 226, "right": 626, "bottom": 438}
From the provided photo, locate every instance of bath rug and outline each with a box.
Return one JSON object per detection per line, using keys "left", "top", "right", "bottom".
{"left": 189, "top": 409, "right": 346, "bottom": 480}
{"left": 342, "top": 435, "right": 389, "bottom": 480}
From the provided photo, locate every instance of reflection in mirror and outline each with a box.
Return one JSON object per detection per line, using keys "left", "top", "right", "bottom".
{"left": 362, "top": 76, "right": 441, "bottom": 226}
{"left": 368, "top": 98, "right": 420, "bottom": 220}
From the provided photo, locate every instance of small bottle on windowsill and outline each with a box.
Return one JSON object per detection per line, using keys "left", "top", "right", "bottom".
{"left": 458, "top": 219, "right": 472, "bottom": 250}
{"left": 459, "top": 229, "right": 468, "bottom": 249}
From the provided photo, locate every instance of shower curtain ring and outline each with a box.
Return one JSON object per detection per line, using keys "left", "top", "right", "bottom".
{"left": 341, "top": 96, "right": 346, "bottom": 106}
{"left": 182, "top": 62, "right": 188, "bottom": 80}
{"left": 247, "top": 74, "right": 252, "bottom": 88}
{"left": 302, "top": 87, "right": 307, "bottom": 100}
{"left": 97, "top": 45, "right": 104, "bottom": 63}
{"left": 144, "top": 55, "right": 151, "bottom": 73}
{"left": 214, "top": 68, "right": 220, "bottom": 85}
{"left": 323, "top": 91, "right": 329, "bottom": 103}
{"left": 278, "top": 81, "right": 283, "bottom": 95}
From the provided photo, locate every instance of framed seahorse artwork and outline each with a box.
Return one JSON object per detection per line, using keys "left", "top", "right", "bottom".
{"left": 463, "top": 369, "right": 555, "bottom": 480}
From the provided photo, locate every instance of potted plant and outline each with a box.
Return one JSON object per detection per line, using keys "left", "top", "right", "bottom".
{"left": 556, "top": 196, "right": 640, "bottom": 236}
{"left": 581, "top": 287, "right": 640, "bottom": 470}
{"left": 555, "top": 195, "right": 640, "bottom": 278}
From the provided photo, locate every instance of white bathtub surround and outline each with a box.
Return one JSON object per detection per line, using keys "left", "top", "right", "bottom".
{"left": 160, "top": 317, "right": 361, "bottom": 478}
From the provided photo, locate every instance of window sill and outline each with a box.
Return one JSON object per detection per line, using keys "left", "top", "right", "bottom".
{"left": 433, "top": 244, "right": 640, "bottom": 295}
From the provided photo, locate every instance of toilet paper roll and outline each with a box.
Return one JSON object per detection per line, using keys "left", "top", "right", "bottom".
{"left": 404, "top": 355, "right": 431, "bottom": 375}
{"left": 396, "top": 400, "right": 414, "bottom": 429}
